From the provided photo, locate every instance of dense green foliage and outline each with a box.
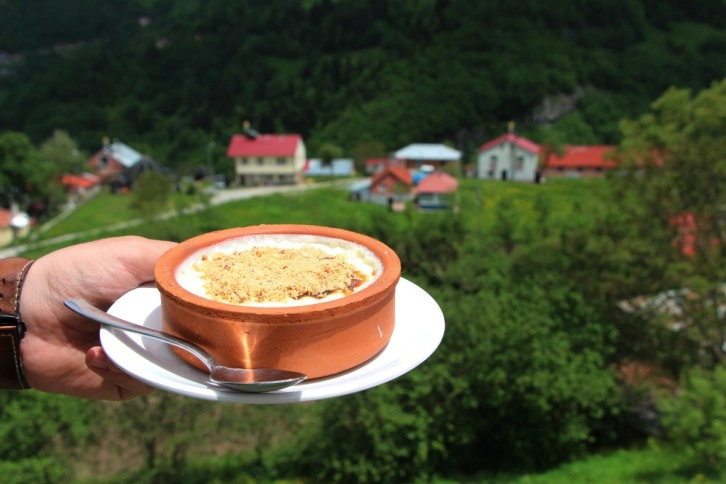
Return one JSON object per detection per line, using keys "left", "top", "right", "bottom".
{"left": 1, "top": 0, "right": 725, "bottom": 174}
{"left": 0, "top": 131, "right": 64, "bottom": 212}
{"left": 0, "top": 392, "right": 94, "bottom": 482}
{"left": 128, "top": 170, "right": 173, "bottom": 216}
{"left": 657, "top": 365, "right": 726, "bottom": 472}
{"left": 0, "top": 173, "right": 721, "bottom": 482}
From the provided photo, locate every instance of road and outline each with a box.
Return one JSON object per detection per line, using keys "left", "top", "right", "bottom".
{"left": 0, "top": 178, "right": 361, "bottom": 258}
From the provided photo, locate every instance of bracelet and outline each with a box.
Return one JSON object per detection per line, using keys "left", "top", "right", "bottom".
{"left": 0, "top": 257, "right": 35, "bottom": 390}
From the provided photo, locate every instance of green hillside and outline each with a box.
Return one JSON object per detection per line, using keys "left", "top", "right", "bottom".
{"left": 1, "top": 0, "right": 725, "bottom": 175}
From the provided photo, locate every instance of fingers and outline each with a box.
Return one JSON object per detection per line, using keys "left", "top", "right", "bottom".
{"left": 86, "top": 347, "right": 156, "bottom": 400}
{"left": 109, "top": 236, "right": 178, "bottom": 284}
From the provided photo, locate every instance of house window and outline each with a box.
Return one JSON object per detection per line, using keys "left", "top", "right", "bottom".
{"left": 276, "top": 157, "right": 287, "bottom": 166}
{"left": 241, "top": 157, "right": 248, "bottom": 165}
{"left": 257, "top": 157, "right": 264, "bottom": 165}
{"left": 99, "top": 155, "right": 108, "bottom": 167}
{"left": 515, "top": 156, "right": 524, "bottom": 172}
{"left": 489, "top": 155, "right": 498, "bottom": 172}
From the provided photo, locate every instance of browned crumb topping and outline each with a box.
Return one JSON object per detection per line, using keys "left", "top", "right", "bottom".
{"left": 193, "top": 247, "right": 367, "bottom": 304}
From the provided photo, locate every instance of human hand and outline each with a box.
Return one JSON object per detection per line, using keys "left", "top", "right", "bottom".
{"left": 18, "top": 236, "right": 177, "bottom": 400}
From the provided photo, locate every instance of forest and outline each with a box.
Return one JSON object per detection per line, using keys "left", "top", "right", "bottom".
{"left": 1, "top": 0, "right": 726, "bottom": 482}
{"left": 1, "top": 0, "right": 725, "bottom": 174}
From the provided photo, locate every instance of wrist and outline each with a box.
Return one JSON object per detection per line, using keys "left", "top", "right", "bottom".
{"left": 0, "top": 257, "right": 35, "bottom": 390}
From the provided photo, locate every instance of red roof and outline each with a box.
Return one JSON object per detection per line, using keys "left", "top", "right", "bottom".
{"left": 545, "top": 145, "right": 617, "bottom": 169}
{"left": 372, "top": 165, "right": 412, "bottom": 186}
{"left": 415, "top": 172, "right": 458, "bottom": 194}
{"left": 365, "top": 158, "right": 389, "bottom": 167}
{"left": 61, "top": 173, "right": 100, "bottom": 190}
{"left": 479, "top": 133, "right": 541, "bottom": 154}
{"left": 227, "top": 134, "right": 302, "bottom": 157}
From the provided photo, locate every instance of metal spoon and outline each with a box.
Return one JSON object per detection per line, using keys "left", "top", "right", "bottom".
{"left": 64, "top": 298, "right": 307, "bottom": 393}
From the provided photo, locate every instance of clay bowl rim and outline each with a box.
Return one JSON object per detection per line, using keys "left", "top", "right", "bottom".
{"left": 154, "top": 224, "right": 401, "bottom": 319}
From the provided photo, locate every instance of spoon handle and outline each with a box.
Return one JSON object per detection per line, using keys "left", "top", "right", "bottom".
{"left": 64, "top": 298, "right": 215, "bottom": 371}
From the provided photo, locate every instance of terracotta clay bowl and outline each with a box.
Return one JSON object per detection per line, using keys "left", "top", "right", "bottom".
{"left": 154, "top": 224, "right": 401, "bottom": 380}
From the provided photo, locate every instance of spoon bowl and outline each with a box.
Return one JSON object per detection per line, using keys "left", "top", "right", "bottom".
{"left": 64, "top": 298, "right": 307, "bottom": 393}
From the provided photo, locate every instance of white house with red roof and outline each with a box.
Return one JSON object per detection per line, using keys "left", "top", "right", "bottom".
{"left": 477, "top": 132, "right": 541, "bottom": 182}
{"left": 541, "top": 145, "right": 617, "bottom": 178}
{"left": 227, "top": 131, "right": 306, "bottom": 186}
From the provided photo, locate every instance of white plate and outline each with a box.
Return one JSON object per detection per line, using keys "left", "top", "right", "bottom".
{"left": 101, "top": 277, "right": 445, "bottom": 404}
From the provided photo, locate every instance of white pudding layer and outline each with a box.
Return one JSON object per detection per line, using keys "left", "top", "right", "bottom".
{"left": 175, "top": 234, "right": 383, "bottom": 307}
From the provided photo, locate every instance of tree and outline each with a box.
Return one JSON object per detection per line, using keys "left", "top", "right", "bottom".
{"left": 129, "top": 171, "right": 173, "bottom": 217}
{"left": 0, "top": 131, "right": 36, "bottom": 207}
{"left": 38, "top": 130, "right": 87, "bottom": 175}
{"left": 611, "top": 78, "right": 726, "bottom": 368}
{"left": 316, "top": 143, "right": 343, "bottom": 174}
{"left": 0, "top": 131, "right": 59, "bottom": 211}
{"left": 106, "top": 393, "right": 213, "bottom": 472}
{"left": 0, "top": 391, "right": 95, "bottom": 482}
{"left": 349, "top": 140, "right": 387, "bottom": 175}
{"left": 657, "top": 364, "right": 726, "bottom": 472}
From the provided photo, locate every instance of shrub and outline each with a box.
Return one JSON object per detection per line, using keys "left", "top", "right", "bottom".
{"left": 657, "top": 365, "right": 726, "bottom": 472}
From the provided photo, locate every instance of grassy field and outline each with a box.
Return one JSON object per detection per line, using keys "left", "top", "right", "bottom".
{"left": 20, "top": 176, "right": 608, "bottom": 258}
{"left": 434, "top": 445, "right": 719, "bottom": 483}
{"left": 37, "top": 191, "right": 138, "bottom": 238}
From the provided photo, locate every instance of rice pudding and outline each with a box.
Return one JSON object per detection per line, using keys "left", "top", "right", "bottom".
{"left": 155, "top": 225, "right": 401, "bottom": 378}
{"left": 175, "top": 234, "right": 382, "bottom": 306}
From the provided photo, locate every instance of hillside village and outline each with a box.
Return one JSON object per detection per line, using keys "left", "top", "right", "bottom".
{"left": 217, "top": 121, "right": 617, "bottom": 214}
{"left": 0, "top": 122, "right": 620, "bottom": 245}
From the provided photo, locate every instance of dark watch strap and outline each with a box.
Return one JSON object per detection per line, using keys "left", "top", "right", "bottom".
{"left": 0, "top": 257, "right": 34, "bottom": 390}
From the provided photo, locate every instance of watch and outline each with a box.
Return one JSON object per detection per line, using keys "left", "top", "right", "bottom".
{"left": 0, "top": 257, "right": 35, "bottom": 390}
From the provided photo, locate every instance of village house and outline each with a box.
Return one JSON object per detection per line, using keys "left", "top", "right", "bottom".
{"left": 87, "top": 138, "right": 144, "bottom": 184}
{"left": 354, "top": 148, "right": 461, "bottom": 212}
{"left": 0, "top": 208, "right": 32, "bottom": 246}
{"left": 477, "top": 130, "right": 619, "bottom": 182}
{"left": 394, "top": 143, "right": 461, "bottom": 171}
{"left": 414, "top": 171, "right": 459, "bottom": 211}
{"left": 227, "top": 130, "right": 306, "bottom": 186}
{"left": 541, "top": 145, "right": 617, "bottom": 178}
{"left": 87, "top": 139, "right": 172, "bottom": 192}
{"left": 477, "top": 133, "right": 541, "bottom": 182}
{"left": 364, "top": 157, "right": 406, "bottom": 175}
{"left": 304, "top": 158, "right": 355, "bottom": 177}
{"left": 367, "top": 165, "right": 413, "bottom": 210}
{"left": 61, "top": 173, "right": 101, "bottom": 206}
{"left": 110, "top": 156, "right": 174, "bottom": 192}
{"left": 61, "top": 173, "right": 101, "bottom": 194}
{"left": 364, "top": 158, "right": 389, "bottom": 175}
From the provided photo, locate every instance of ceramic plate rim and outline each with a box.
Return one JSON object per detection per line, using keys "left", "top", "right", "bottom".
{"left": 101, "top": 277, "right": 444, "bottom": 404}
